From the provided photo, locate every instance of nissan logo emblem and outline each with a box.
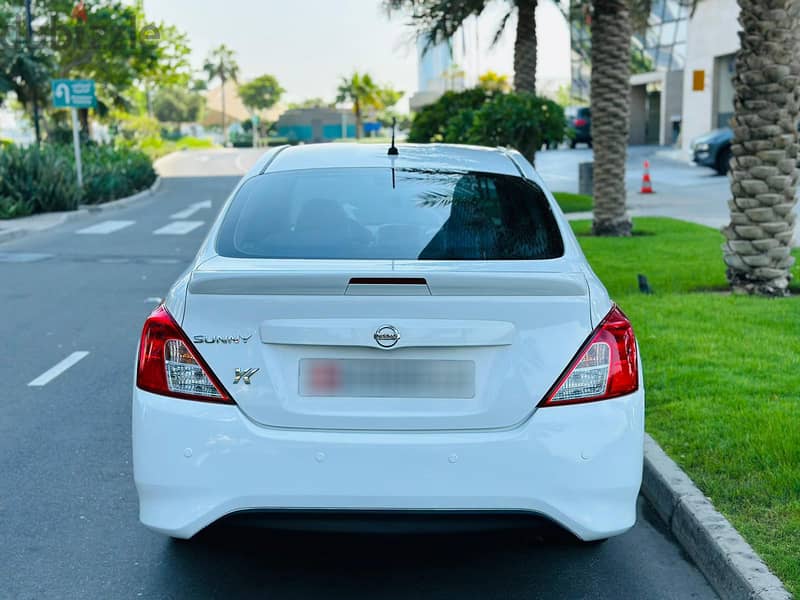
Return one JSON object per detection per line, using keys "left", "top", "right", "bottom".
{"left": 374, "top": 325, "right": 400, "bottom": 348}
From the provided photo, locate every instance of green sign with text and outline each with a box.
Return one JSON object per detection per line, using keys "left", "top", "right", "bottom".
{"left": 51, "top": 79, "right": 97, "bottom": 109}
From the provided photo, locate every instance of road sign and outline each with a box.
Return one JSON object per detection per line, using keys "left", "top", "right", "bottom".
{"left": 51, "top": 79, "right": 96, "bottom": 189}
{"left": 51, "top": 79, "right": 97, "bottom": 109}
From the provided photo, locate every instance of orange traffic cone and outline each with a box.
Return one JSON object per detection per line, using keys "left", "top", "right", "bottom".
{"left": 640, "top": 160, "right": 654, "bottom": 194}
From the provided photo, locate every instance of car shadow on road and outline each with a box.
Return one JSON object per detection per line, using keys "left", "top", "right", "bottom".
{"left": 138, "top": 498, "right": 716, "bottom": 599}
{"left": 161, "top": 525, "right": 599, "bottom": 599}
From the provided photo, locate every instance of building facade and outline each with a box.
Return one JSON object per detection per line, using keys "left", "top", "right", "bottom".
{"left": 274, "top": 108, "right": 358, "bottom": 143}
{"left": 570, "top": 0, "right": 738, "bottom": 151}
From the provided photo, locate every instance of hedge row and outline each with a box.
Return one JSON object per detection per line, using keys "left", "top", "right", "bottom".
{"left": 0, "top": 144, "right": 156, "bottom": 219}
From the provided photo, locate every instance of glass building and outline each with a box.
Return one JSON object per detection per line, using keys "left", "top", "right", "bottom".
{"left": 569, "top": 0, "right": 692, "bottom": 144}
{"left": 570, "top": 0, "right": 690, "bottom": 100}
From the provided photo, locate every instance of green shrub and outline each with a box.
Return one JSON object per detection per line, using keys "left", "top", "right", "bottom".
{"left": 81, "top": 145, "right": 156, "bottom": 205}
{"left": 408, "top": 88, "right": 492, "bottom": 143}
{"left": 408, "top": 88, "right": 565, "bottom": 160}
{"left": 465, "top": 93, "right": 565, "bottom": 160}
{"left": 0, "top": 144, "right": 82, "bottom": 218}
{"left": 0, "top": 143, "right": 156, "bottom": 217}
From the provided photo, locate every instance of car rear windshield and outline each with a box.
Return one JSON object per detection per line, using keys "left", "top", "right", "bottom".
{"left": 216, "top": 167, "right": 564, "bottom": 260}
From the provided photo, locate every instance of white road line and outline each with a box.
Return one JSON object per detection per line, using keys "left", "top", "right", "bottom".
{"left": 28, "top": 351, "right": 90, "bottom": 387}
{"left": 76, "top": 220, "right": 135, "bottom": 235}
{"left": 153, "top": 220, "right": 204, "bottom": 235}
{"left": 145, "top": 297, "right": 163, "bottom": 303}
{"left": 170, "top": 200, "right": 212, "bottom": 220}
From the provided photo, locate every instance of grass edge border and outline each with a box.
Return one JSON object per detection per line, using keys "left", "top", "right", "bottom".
{"left": 642, "top": 433, "right": 791, "bottom": 600}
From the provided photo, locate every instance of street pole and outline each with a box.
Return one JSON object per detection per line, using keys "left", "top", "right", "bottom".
{"left": 70, "top": 108, "right": 83, "bottom": 188}
{"left": 25, "top": 0, "right": 42, "bottom": 145}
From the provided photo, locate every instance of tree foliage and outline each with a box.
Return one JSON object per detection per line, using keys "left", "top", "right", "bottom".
{"left": 478, "top": 70, "right": 511, "bottom": 92}
{"left": 407, "top": 87, "right": 492, "bottom": 142}
{"left": 407, "top": 87, "right": 563, "bottom": 161}
{"left": 203, "top": 44, "right": 239, "bottom": 87}
{"left": 336, "top": 72, "right": 383, "bottom": 139}
{"left": 385, "top": 0, "right": 538, "bottom": 93}
{"left": 151, "top": 87, "right": 204, "bottom": 123}
{"left": 238, "top": 74, "right": 284, "bottom": 112}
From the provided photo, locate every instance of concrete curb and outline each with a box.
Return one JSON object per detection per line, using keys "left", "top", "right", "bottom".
{"left": 642, "top": 434, "right": 791, "bottom": 600}
{"left": 0, "top": 175, "right": 162, "bottom": 245}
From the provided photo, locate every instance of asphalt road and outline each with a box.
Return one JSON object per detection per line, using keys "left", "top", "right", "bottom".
{"left": 0, "top": 149, "right": 718, "bottom": 599}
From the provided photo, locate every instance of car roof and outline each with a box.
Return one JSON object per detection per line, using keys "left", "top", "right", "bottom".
{"left": 262, "top": 143, "right": 522, "bottom": 176}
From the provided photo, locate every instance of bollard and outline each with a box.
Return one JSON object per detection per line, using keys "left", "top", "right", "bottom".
{"left": 578, "top": 162, "right": 593, "bottom": 196}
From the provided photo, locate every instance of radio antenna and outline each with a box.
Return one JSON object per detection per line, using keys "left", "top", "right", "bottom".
{"left": 388, "top": 117, "right": 399, "bottom": 156}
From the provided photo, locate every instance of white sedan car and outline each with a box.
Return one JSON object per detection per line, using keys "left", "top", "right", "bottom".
{"left": 133, "top": 143, "right": 643, "bottom": 541}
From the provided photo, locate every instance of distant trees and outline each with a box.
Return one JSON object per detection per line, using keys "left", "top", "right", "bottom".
{"left": 336, "top": 72, "right": 403, "bottom": 139}
{"left": 1, "top": 0, "right": 192, "bottom": 140}
{"left": 478, "top": 71, "right": 512, "bottom": 93}
{"left": 203, "top": 45, "right": 240, "bottom": 143}
{"left": 151, "top": 88, "right": 204, "bottom": 124}
{"left": 238, "top": 74, "right": 285, "bottom": 113}
{"left": 287, "top": 98, "right": 332, "bottom": 110}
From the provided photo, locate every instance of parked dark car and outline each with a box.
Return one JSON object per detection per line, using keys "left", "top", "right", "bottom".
{"left": 567, "top": 107, "right": 591, "bottom": 148}
{"left": 691, "top": 127, "right": 732, "bottom": 175}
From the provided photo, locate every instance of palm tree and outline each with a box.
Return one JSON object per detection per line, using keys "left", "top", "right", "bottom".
{"left": 336, "top": 73, "right": 382, "bottom": 139}
{"left": 386, "top": 0, "right": 539, "bottom": 93}
{"left": 721, "top": 0, "right": 798, "bottom": 296}
{"left": 589, "top": 0, "right": 633, "bottom": 236}
{"left": 202, "top": 45, "right": 240, "bottom": 144}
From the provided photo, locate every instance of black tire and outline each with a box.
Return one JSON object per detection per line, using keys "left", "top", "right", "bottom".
{"left": 715, "top": 145, "right": 732, "bottom": 175}
{"left": 570, "top": 139, "right": 577, "bottom": 149}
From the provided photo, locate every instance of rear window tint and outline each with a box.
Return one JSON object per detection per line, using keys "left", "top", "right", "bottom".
{"left": 216, "top": 167, "right": 564, "bottom": 260}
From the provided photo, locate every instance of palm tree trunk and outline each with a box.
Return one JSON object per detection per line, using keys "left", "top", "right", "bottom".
{"left": 721, "top": 0, "right": 799, "bottom": 296}
{"left": 221, "top": 76, "right": 227, "bottom": 145}
{"left": 590, "top": 0, "right": 633, "bottom": 237}
{"left": 355, "top": 98, "right": 362, "bottom": 140}
{"left": 513, "top": 0, "right": 538, "bottom": 94}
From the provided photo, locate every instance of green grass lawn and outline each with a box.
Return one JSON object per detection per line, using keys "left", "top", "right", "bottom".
{"left": 570, "top": 217, "right": 800, "bottom": 595}
{"left": 553, "top": 191, "right": 593, "bottom": 213}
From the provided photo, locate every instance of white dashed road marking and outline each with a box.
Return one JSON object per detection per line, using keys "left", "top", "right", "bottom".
{"left": 28, "top": 351, "right": 90, "bottom": 387}
{"left": 170, "top": 200, "right": 212, "bottom": 220}
{"left": 145, "top": 297, "right": 163, "bottom": 304}
{"left": 153, "top": 221, "right": 204, "bottom": 235}
{"left": 76, "top": 220, "right": 135, "bottom": 235}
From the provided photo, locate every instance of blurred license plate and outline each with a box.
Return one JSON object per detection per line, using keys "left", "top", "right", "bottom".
{"left": 299, "top": 359, "right": 475, "bottom": 398}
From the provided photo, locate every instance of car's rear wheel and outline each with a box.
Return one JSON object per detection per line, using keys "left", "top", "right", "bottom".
{"left": 715, "top": 145, "right": 732, "bottom": 175}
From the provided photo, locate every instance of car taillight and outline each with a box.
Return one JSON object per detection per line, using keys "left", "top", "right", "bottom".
{"left": 540, "top": 305, "right": 638, "bottom": 407}
{"left": 574, "top": 118, "right": 588, "bottom": 127}
{"left": 136, "top": 305, "right": 233, "bottom": 404}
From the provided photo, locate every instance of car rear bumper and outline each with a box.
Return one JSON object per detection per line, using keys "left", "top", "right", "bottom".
{"left": 133, "top": 389, "right": 644, "bottom": 540}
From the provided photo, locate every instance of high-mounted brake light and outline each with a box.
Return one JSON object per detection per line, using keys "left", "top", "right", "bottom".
{"left": 136, "top": 306, "right": 233, "bottom": 404}
{"left": 540, "top": 305, "right": 638, "bottom": 407}
{"left": 574, "top": 118, "right": 588, "bottom": 127}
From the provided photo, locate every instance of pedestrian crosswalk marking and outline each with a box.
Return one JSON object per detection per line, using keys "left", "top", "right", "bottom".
{"left": 153, "top": 221, "right": 204, "bottom": 235}
{"left": 76, "top": 220, "right": 135, "bottom": 235}
{"left": 170, "top": 200, "right": 212, "bottom": 220}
